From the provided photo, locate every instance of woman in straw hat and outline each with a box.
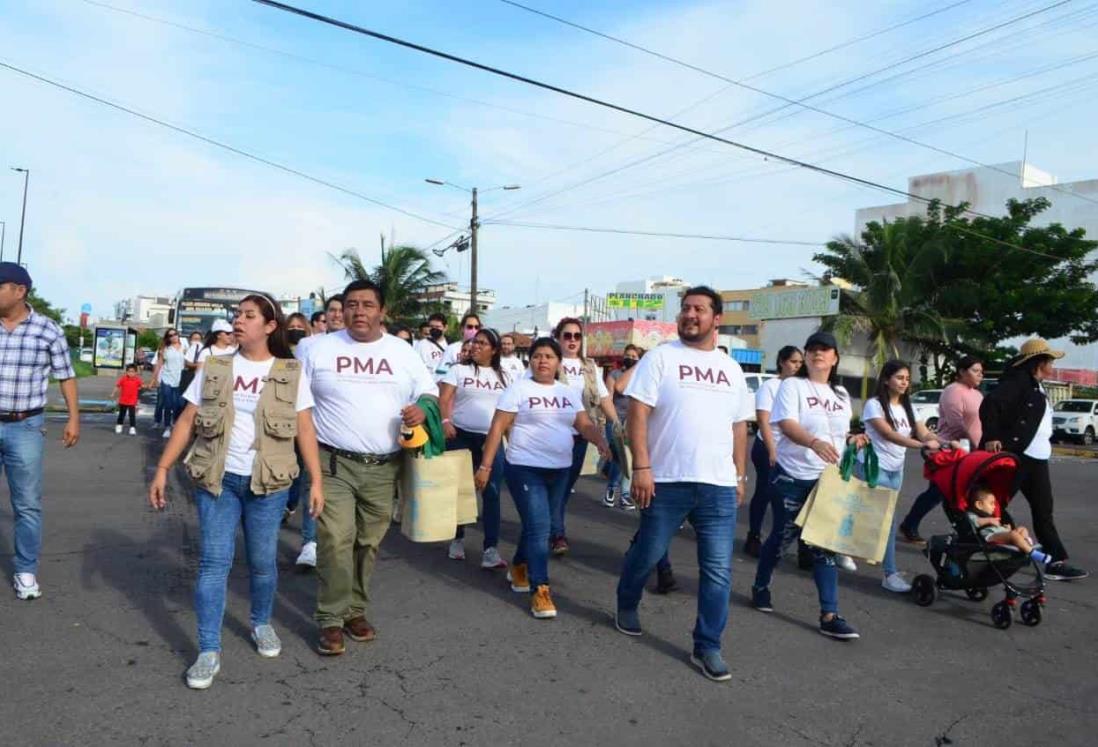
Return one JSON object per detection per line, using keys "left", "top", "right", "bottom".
{"left": 979, "top": 338, "right": 1087, "bottom": 581}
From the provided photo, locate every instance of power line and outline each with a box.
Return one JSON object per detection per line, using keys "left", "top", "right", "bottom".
{"left": 497, "top": 0, "right": 1098, "bottom": 208}
{"left": 0, "top": 60, "right": 459, "bottom": 230}
{"left": 485, "top": 220, "right": 824, "bottom": 245}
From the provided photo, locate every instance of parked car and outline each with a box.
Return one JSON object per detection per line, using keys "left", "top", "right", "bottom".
{"left": 1052, "top": 399, "right": 1098, "bottom": 445}
{"left": 911, "top": 389, "right": 943, "bottom": 432}
{"left": 743, "top": 373, "right": 776, "bottom": 434}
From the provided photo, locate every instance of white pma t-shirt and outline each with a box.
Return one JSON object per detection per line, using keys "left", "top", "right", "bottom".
{"left": 197, "top": 344, "right": 237, "bottom": 365}
{"left": 300, "top": 330, "right": 438, "bottom": 454}
{"left": 442, "top": 364, "right": 508, "bottom": 434}
{"left": 501, "top": 355, "right": 526, "bottom": 383}
{"left": 497, "top": 378, "right": 580, "bottom": 469}
{"left": 755, "top": 376, "right": 784, "bottom": 449}
{"left": 770, "top": 377, "right": 852, "bottom": 480}
{"left": 414, "top": 338, "right": 447, "bottom": 378}
{"left": 1024, "top": 385, "right": 1053, "bottom": 460}
{"left": 861, "top": 398, "right": 913, "bottom": 472}
{"left": 183, "top": 355, "right": 314, "bottom": 477}
{"left": 624, "top": 341, "right": 753, "bottom": 486}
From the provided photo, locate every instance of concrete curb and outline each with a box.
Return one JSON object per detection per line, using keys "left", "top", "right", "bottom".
{"left": 1052, "top": 445, "right": 1098, "bottom": 458}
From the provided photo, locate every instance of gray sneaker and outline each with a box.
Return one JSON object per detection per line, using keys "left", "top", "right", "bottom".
{"left": 186, "top": 651, "right": 221, "bottom": 689}
{"left": 251, "top": 624, "right": 282, "bottom": 658}
{"left": 691, "top": 650, "right": 732, "bottom": 682}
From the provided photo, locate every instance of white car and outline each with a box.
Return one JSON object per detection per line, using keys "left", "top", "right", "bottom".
{"left": 910, "top": 389, "right": 944, "bottom": 432}
{"left": 1052, "top": 399, "right": 1098, "bottom": 445}
{"left": 743, "top": 373, "right": 777, "bottom": 433}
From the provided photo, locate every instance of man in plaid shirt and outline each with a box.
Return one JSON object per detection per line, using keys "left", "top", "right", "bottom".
{"left": 0, "top": 262, "right": 80, "bottom": 600}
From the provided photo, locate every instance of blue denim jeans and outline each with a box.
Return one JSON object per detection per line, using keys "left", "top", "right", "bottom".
{"left": 550, "top": 436, "right": 589, "bottom": 540}
{"left": 617, "top": 482, "right": 738, "bottom": 654}
{"left": 605, "top": 423, "right": 623, "bottom": 492}
{"left": 752, "top": 465, "right": 840, "bottom": 615}
{"left": 853, "top": 461, "right": 903, "bottom": 576}
{"left": 747, "top": 436, "right": 773, "bottom": 536}
{"left": 900, "top": 483, "right": 944, "bottom": 535}
{"left": 505, "top": 462, "right": 568, "bottom": 588}
{"left": 157, "top": 383, "right": 180, "bottom": 428}
{"left": 194, "top": 473, "right": 288, "bottom": 652}
{"left": 286, "top": 469, "right": 316, "bottom": 545}
{"left": 449, "top": 428, "right": 504, "bottom": 549}
{"left": 1, "top": 413, "right": 46, "bottom": 575}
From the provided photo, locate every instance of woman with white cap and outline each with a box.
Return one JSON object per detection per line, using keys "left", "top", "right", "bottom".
{"left": 980, "top": 338, "right": 1087, "bottom": 581}
{"left": 196, "top": 319, "right": 238, "bottom": 370}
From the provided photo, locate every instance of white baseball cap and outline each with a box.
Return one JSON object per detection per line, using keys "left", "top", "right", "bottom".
{"left": 211, "top": 319, "right": 233, "bottom": 334}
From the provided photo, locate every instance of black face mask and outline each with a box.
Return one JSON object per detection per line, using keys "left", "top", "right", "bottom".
{"left": 429, "top": 328, "right": 444, "bottom": 340}
{"left": 622, "top": 358, "right": 637, "bottom": 369}
{"left": 287, "top": 329, "right": 307, "bottom": 345}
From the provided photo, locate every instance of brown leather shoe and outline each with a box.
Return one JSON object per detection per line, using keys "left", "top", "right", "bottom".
{"left": 343, "top": 616, "right": 377, "bottom": 642}
{"left": 317, "top": 626, "right": 345, "bottom": 656}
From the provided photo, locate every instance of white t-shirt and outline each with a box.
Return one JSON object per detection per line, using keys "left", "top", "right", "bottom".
{"left": 755, "top": 376, "right": 784, "bottom": 449}
{"left": 184, "top": 355, "right": 314, "bottom": 477}
{"left": 441, "top": 340, "right": 465, "bottom": 368}
{"left": 501, "top": 355, "right": 526, "bottom": 383}
{"left": 770, "top": 377, "right": 853, "bottom": 480}
{"left": 184, "top": 342, "right": 203, "bottom": 366}
{"left": 414, "top": 337, "right": 448, "bottom": 378}
{"left": 300, "top": 330, "right": 438, "bottom": 454}
{"left": 442, "top": 364, "right": 508, "bottom": 434}
{"left": 624, "top": 341, "right": 753, "bottom": 486}
{"left": 497, "top": 378, "right": 580, "bottom": 469}
{"left": 560, "top": 357, "right": 610, "bottom": 399}
{"left": 1024, "top": 385, "right": 1053, "bottom": 460}
{"left": 861, "top": 398, "right": 913, "bottom": 472}
{"left": 197, "top": 344, "right": 237, "bottom": 365}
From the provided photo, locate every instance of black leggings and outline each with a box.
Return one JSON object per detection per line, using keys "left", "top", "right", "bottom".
{"left": 116, "top": 405, "right": 136, "bottom": 427}
{"left": 1010, "top": 455, "right": 1068, "bottom": 561}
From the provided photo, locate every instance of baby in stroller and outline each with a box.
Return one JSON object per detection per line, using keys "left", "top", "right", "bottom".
{"left": 966, "top": 484, "right": 1052, "bottom": 567}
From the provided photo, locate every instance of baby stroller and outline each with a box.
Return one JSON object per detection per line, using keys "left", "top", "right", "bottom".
{"left": 910, "top": 449, "right": 1046, "bottom": 629}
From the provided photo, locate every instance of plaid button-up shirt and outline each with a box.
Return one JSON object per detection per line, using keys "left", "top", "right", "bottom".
{"left": 0, "top": 307, "right": 76, "bottom": 412}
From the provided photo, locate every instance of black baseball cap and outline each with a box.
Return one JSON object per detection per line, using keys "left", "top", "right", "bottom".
{"left": 804, "top": 331, "right": 838, "bottom": 351}
{"left": 0, "top": 262, "right": 32, "bottom": 290}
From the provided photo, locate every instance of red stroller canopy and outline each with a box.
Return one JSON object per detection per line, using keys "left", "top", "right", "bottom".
{"left": 924, "top": 449, "right": 1019, "bottom": 517}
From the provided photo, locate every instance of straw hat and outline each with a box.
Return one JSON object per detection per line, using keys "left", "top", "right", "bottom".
{"left": 1010, "top": 338, "right": 1065, "bottom": 366}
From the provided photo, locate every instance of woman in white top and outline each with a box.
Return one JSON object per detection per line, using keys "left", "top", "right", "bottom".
{"left": 550, "top": 317, "right": 620, "bottom": 555}
{"left": 477, "top": 338, "right": 610, "bottom": 620}
{"left": 440, "top": 328, "right": 511, "bottom": 568}
{"left": 856, "top": 360, "right": 943, "bottom": 594}
{"left": 195, "top": 319, "right": 238, "bottom": 369}
{"left": 151, "top": 328, "right": 186, "bottom": 438}
{"left": 750, "top": 332, "right": 868, "bottom": 640}
{"left": 744, "top": 345, "right": 803, "bottom": 557}
{"left": 148, "top": 295, "right": 323, "bottom": 689}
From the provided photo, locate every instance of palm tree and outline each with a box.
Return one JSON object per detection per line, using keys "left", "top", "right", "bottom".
{"left": 332, "top": 239, "right": 447, "bottom": 324}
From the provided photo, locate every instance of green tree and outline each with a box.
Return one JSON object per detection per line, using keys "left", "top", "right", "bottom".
{"left": 138, "top": 329, "right": 162, "bottom": 350}
{"left": 27, "top": 288, "right": 65, "bottom": 324}
{"left": 332, "top": 242, "right": 447, "bottom": 325}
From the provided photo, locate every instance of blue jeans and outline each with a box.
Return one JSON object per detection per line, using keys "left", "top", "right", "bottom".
{"left": 752, "top": 465, "right": 840, "bottom": 615}
{"left": 505, "top": 462, "right": 568, "bottom": 588}
{"left": 194, "top": 473, "right": 288, "bottom": 652}
{"left": 853, "top": 461, "right": 903, "bottom": 577}
{"left": 1, "top": 413, "right": 46, "bottom": 575}
{"left": 286, "top": 469, "right": 316, "bottom": 545}
{"left": 449, "top": 428, "right": 504, "bottom": 549}
{"left": 550, "top": 436, "right": 588, "bottom": 540}
{"left": 747, "top": 436, "right": 772, "bottom": 536}
{"left": 900, "top": 483, "right": 944, "bottom": 535}
{"left": 157, "top": 383, "right": 180, "bottom": 428}
{"left": 617, "top": 482, "right": 738, "bottom": 654}
{"left": 605, "top": 423, "right": 623, "bottom": 492}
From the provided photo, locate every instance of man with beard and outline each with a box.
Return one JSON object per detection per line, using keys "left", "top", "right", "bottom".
{"left": 613, "top": 286, "right": 752, "bottom": 682}
{"left": 414, "top": 312, "right": 449, "bottom": 380}
{"left": 499, "top": 333, "right": 526, "bottom": 382}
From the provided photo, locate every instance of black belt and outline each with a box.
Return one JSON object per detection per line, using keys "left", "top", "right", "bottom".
{"left": 319, "top": 443, "right": 399, "bottom": 476}
{"left": 0, "top": 408, "right": 44, "bottom": 423}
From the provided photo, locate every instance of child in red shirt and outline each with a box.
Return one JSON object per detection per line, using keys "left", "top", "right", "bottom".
{"left": 113, "top": 364, "right": 144, "bottom": 435}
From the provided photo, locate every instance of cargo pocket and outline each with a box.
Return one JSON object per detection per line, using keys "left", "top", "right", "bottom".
{"left": 258, "top": 451, "right": 299, "bottom": 486}
{"left": 271, "top": 375, "right": 296, "bottom": 406}
{"left": 184, "top": 438, "right": 218, "bottom": 482}
{"left": 201, "top": 372, "right": 224, "bottom": 402}
{"left": 263, "top": 410, "right": 298, "bottom": 440}
{"left": 194, "top": 411, "right": 226, "bottom": 439}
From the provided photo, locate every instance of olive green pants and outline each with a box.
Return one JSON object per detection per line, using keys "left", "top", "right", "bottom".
{"left": 314, "top": 453, "right": 400, "bottom": 628}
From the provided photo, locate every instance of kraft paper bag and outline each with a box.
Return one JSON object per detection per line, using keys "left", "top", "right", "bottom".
{"left": 794, "top": 464, "right": 897, "bottom": 564}
{"left": 580, "top": 442, "right": 601, "bottom": 476}
{"left": 400, "top": 452, "right": 458, "bottom": 543}
{"left": 447, "top": 449, "right": 479, "bottom": 526}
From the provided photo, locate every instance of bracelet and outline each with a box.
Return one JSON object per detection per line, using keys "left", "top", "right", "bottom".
{"left": 156, "top": 465, "right": 170, "bottom": 472}
{"left": 442, "top": 418, "right": 452, "bottom": 424}
{"left": 633, "top": 466, "right": 651, "bottom": 471}
{"left": 476, "top": 465, "right": 491, "bottom": 473}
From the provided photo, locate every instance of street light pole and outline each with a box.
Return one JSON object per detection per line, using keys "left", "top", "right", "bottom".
{"left": 11, "top": 168, "right": 29, "bottom": 265}
{"left": 0, "top": 220, "right": 6, "bottom": 261}
{"left": 469, "top": 187, "right": 479, "bottom": 314}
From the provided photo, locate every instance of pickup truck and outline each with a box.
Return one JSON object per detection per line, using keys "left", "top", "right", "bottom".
{"left": 1052, "top": 399, "right": 1098, "bottom": 445}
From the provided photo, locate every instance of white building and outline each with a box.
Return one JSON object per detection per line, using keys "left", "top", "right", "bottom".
{"left": 114, "top": 295, "right": 174, "bottom": 327}
{"left": 414, "top": 282, "right": 497, "bottom": 315}
{"left": 481, "top": 302, "right": 585, "bottom": 336}
{"left": 600, "top": 275, "right": 691, "bottom": 323}
{"left": 856, "top": 161, "right": 1098, "bottom": 371}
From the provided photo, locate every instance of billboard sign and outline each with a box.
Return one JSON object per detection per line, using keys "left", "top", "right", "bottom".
{"left": 606, "top": 293, "right": 665, "bottom": 310}
{"left": 93, "top": 327, "right": 126, "bottom": 369}
{"left": 749, "top": 286, "right": 841, "bottom": 320}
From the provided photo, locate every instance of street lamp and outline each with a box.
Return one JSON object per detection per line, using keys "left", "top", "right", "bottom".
{"left": 10, "top": 167, "right": 29, "bottom": 265}
{"left": 424, "top": 178, "right": 521, "bottom": 314}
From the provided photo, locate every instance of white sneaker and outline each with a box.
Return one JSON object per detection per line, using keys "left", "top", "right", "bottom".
{"left": 186, "top": 651, "right": 221, "bottom": 689}
{"left": 835, "top": 554, "right": 858, "bottom": 572}
{"left": 114, "top": 424, "right": 123, "bottom": 434}
{"left": 129, "top": 426, "right": 137, "bottom": 435}
{"left": 448, "top": 539, "right": 466, "bottom": 560}
{"left": 162, "top": 428, "right": 172, "bottom": 439}
{"left": 295, "top": 541, "right": 317, "bottom": 568}
{"left": 13, "top": 573, "right": 41, "bottom": 600}
{"left": 481, "top": 546, "right": 508, "bottom": 569}
{"left": 251, "top": 624, "right": 282, "bottom": 658}
{"left": 882, "top": 572, "right": 913, "bottom": 593}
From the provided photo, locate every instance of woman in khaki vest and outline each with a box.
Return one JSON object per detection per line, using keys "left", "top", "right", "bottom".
{"left": 149, "top": 295, "right": 324, "bottom": 690}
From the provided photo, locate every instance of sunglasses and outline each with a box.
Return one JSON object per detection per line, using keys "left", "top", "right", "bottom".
{"left": 560, "top": 331, "right": 582, "bottom": 341}
{"left": 465, "top": 323, "right": 481, "bottom": 330}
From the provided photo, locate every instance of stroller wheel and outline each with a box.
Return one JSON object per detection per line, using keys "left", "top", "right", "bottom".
{"left": 1020, "top": 599, "right": 1043, "bottom": 627}
{"left": 965, "top": 587, "right": 989, "bottom": 602}
{"left": 991, "top": 601, "right": 1013, "bottom": 629}
{"left": 912, "top": 574, "right": 936, "bottom": 607}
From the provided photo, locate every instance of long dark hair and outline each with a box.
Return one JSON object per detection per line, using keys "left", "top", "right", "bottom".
{"left": 159, "top": 328, "right": 179, "bottom": 353}
{"left": 776, "top": 345, "right": 802, "bottom": 372}
{"left": 553, "top": 317, "right": 585, "bottom": 361}
{"left": 795, "top": 348, "right": 845, "bottom": 398}
{"left": 874, "top": 359, "right": 916, "bottom": 432}
{"left": 471, "top": 328, "right": 508, "bottom": 385}
{"left": 239, "top": 294, "right": 293, "bottom": 359}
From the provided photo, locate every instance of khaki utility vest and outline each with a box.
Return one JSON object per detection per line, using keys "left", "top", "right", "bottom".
{"left": 577, "top": 358, "right": 605, "bottom": 429}
{"left": 183, "top": 355, "right": 301, "bottom": 495}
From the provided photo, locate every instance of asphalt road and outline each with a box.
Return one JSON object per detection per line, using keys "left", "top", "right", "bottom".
{"left": 1, "top": 407, "right": 1096, "bottom": 746}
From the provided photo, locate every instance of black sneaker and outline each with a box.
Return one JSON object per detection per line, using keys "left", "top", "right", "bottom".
{"left": 899, "top": 526, "right": 927, "bottom": 547}
{"left": 602, "top": 487, "right": 616, "bottom": 508}
{"left": 743, "top": 532, "right": 762, "bottom": 558}
{"left": 690, "top": 650, "right": 732, "bottom": 682}
{"left": 615, "top": 608, "right": 642, "bottom": 636}
{"left": 752, "top": 586, "right": 773, "bottom": 613}
{"left": 819, "top": 615, "right": 860, "bottom": 640}
{"left": 655, "top": 566, "right": 677, "bottom": 594}
{"left": 1045, "top": 561, "right": 1088, "bottom": 581}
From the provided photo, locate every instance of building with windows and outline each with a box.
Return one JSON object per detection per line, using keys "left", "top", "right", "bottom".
{"left": 413, "top": 282, "right": 497, "bottom": 315}
{"left": 481, "top": 301, "right": 584, "bottom": 336}
{"left": 114, "top": 295, "right": 174, "bottom": 328}
{"left": 601, "top": 275, "right": 691, "bottom": 323}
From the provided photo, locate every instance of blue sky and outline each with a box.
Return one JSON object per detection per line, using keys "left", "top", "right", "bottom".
{"left": 2, "top": 0, "right": 1098, "bottom": 321}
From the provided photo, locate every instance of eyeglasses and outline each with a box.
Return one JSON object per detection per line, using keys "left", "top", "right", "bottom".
{"left": 560, "top": 331, "right": 582, "bottom": 341}
{"left": 465, "top": 323, "right": 481, "bottom": 330}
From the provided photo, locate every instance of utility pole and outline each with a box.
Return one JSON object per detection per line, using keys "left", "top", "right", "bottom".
{"left": 0, "top": 220, "right": 5, "bottom": 261}
{"left": 11, "top": 168, "right": 29, "bottom": 265}
{"left": 469, "top": 187, "right": 479, "bottom": 315}
{"left": 582, "top": 287, "right": 589, "bottom": 357}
